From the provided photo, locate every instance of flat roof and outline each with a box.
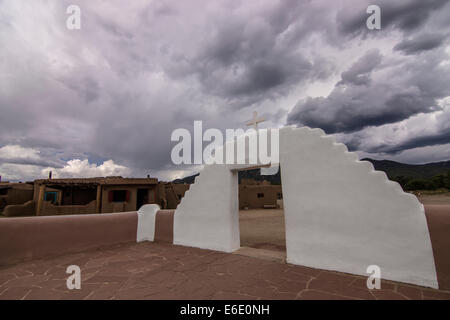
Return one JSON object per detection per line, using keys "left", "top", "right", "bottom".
{"left": 34, "top": 176, "right": 158, "bottom": 187}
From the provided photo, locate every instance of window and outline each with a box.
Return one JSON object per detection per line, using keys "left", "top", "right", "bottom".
{"left": 277, "top": 192, "right": 283, "bottom": 200}
{"left": 257, "top": 193, "right": 264, "bottom": 198}
{"left": 109, "top": 190, "right": 128, "bottom": 202}
{"left": 44, "top": 191, "right": 58, "bottom": 204}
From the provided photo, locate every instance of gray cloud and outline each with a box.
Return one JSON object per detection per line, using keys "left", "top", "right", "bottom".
{"left": 0, "top": 0, "right": 450, "bottom": 181}
{"left": 338, "top": 49, "right": 382, "bottom": 86}
{"left": 341, "top": 105, "right": 450, "bottom": 154}
{"left": 376, "top": 132, "right": 450, "bottom": 154}
{"left": 394, "top": 33, "right": 447, "bottom": 55}
{"left": 159, "top": 0, "right": 333, "bottom": 108}
{"left": 338, "top": 0, "right": 450, "bottom": 36}
{"left": 0, "top": 158, "right": 63, "bottom": 168}
{"left": 287, "top": 48, "right": 450, "bottom": 134}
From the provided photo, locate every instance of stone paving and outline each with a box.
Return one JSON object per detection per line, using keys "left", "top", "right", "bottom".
{"left": 0, "top": 242, "right": 449, "bottom": 300}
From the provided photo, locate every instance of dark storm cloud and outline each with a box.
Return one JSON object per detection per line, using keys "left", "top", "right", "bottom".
{"left": 374, "top": 132, "right": 450, "bottom": 154}
{"left": 0, "top": 157, "right": 63, "bottom": 168}
{"left": 341, "top": 106, "right": 450, "bottom": 154}
{"left": 159, "top": 0, "right": 334, "bottom": 108}
{"left": 287, "top": 48, "right": 450, "bottom": 134}
{"left": 344, "top": 129, "right": 450, "bottom": 156}
{"left": 338, "top": 50, "right": 382, "bottom": 86}
{"left": 59, "top": 76, "right": 100, "bottom": 104}
{"left": 90, "top": 95, "right": 182, "bottom": 172}
{"left": 1, "top": 0, "right": 450, "bottom": 181}
{"left": 338, "top": 0, "right": 449, "bottom": 36}
{"left": 394, "top": 33, "right": 447, "bottom": 55}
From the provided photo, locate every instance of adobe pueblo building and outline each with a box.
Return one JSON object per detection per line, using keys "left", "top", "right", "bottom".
{"left": 239, "top": 178, "right": 282, "bottom": 209}
{"left": 0, "top": 182, "right": 34, "bottom": 213}
{"left": 1, "top": 177, "right": 189, "bottom": 217}
{"left": 33, "top": 177, "right": 160, "bottom": 216}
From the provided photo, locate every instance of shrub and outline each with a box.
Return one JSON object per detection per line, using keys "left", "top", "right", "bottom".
{"left": 405, "top": 179, "right": 428, "bottom": 191}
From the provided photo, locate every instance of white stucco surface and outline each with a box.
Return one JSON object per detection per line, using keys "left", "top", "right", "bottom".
{"left": 173, "top": 126, "right": 438, "bottom": 288}
{"left": 279, "top": 127, "right": 437, "bottom": 288}
{"left": 136, "top": 204, "right": 160, "bottom": 242}
{"left": 173, "top": 164, "right": 240, "bottom": 252}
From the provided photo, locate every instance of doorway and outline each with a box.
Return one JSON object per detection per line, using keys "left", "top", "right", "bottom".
{"left": 136, "top": 189, "right": 149, "bottom": 210}
{"left": 237, "top": 167, "right": 286, "bottom": 261}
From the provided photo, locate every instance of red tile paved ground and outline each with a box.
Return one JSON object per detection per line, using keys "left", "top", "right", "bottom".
{"left": 0, "top": 242, "right": 449, "bottom": 300}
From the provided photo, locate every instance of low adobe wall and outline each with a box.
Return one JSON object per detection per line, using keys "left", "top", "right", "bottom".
{"left": 0, "top": 205, "right": 174, "bottom": 267}
{"left": 425, "top": 205, "right": 450, "bottom": 291}
{"left": 136, "top": 205, "right": 175, "bottom": 243}
{"left": 0, "top": 211, "right": 138, "bottom": 266}
{"left": 154, "top": 210, "right": 175, "bottom": 243}
{"left": 3, "top": 200, "right": 35, "bottom": 217}
{"left": 40, "top": 200, "right": 97, "bottom": 216}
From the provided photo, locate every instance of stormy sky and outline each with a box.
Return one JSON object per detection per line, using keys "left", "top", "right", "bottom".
{"left": 0, "top": 0, "right": 449, "bottom": 181}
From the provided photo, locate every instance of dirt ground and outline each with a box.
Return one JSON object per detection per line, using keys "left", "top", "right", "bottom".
{"left": 416, "top": 192, "right": 450, "bottom": 205}
{"left": 2, "top": 241, "right": 449, "bottom": 300}
{"left": 239, "top": 209, "right": 286, "bottom": 251}
{"left": 238, "top": 192, "right": 450, "bottom": 251}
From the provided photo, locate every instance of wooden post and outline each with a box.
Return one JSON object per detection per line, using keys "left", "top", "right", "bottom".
{"left": 96, "top": 185, "right": 102, "bottom": 213}
{"left": 57, "top": 190, "right": 62, "bottom": 205}
{"left": 36, "top": 185, "right": 45, "bottom": 216}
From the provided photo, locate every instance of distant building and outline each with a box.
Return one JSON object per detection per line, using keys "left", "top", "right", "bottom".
{"left": 1, "top": 176, "right": 190, "bottom": 217}
{"left": 159, "top": 182, "right": 190, "bottom": 210}
{"left": 31, "top": 177, "right": 161, "bottom": 215}
{"left": 0, "top": 182, "right": 34, "bottom": 214}
{"left": 239, "top": 179, "right": 282, "bottom": 209}
{"left": 0, "top": 182, "right": 33, "bottom": 212}
{"left": 1, "top": 175, "right": 280, "bottom": 216}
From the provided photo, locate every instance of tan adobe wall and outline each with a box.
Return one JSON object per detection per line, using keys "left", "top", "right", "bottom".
{"left": 154, "top": 183, "right": 190, "bottom": 210}
{"left": 101, "top": 185, "right": 157, "bottom": 213}
{"left": 3, "top": 184, "right": 34, "bottom": 205}
{"left": 164, "top": 184, "right": 190, "bottom": 209}
{"left": 164, "top": 186, "right": 178, "bottom": 209}
{"left": 156, "top": 183, "right": 167, "bottom": 208}
{"left": 239, "top": 185, "right": 281, "bottom": 209}
{"left": 61, "top": 187, "right": 97, "bottom": 205}
{"left": 172, "top": 184, "right": 190, "bottom": 198}
{"left": 101, "top": 186, "right": 138, "bottom": 213}
{"left": 32, "top": 184, "right": 60, "bottom": 203}
{"left": 0, "top": 211, "right": 137, "bottom": 266}
{"left": 40, "top": 200, "right": 97, "bottom": 216}
{"left": 3, "top": 200, "right": 36, "bottom": 217}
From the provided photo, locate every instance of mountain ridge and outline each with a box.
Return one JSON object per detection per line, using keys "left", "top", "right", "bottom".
{"left": 173, "top": 158, "right": 450, "bottom": 189}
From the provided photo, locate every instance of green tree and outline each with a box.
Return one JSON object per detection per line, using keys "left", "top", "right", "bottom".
{"left": 445, "top": 171, "right": 450, "bottom": 189}
{"left": 405, "top": 179, "right": 428, "bottom": 191}
{"left": 431, "top": 174, "right": 445, "bottom": 189}
{"left": 393, "top": 175, "right": 411, "bottom": 190}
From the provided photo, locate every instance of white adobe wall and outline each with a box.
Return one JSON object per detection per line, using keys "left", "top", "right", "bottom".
{"left": 173, "top": 126, "right": 438, "bottom": 288}
{"left": 280, "top": 127, "right": 437, "bottom": 288}
{"left": 173, "top": 164, "right": 240, "bottom": 252}
{"left": 174, "top": 130, "right": 271, "bottom": 252}
{"left": 136, "top": 204, "right": 160, "bottom": 242}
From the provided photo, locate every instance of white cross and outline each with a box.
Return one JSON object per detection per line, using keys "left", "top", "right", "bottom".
{"left": 245, "top": 111, "right": 266, "bottom": 130}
